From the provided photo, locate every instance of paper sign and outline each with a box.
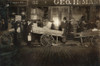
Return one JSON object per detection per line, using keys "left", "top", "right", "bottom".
{"left": 17, "top": 27, "right": 21, "bottom": 33}
{"left": 15, "top": 15, "right": 22, "bottom": 21}
{"left": 28, "top": 35, "right": 32, "bottom": 41}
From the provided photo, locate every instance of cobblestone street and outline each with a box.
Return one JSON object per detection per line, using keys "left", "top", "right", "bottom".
{"left": 13, "top": 45, "right": 100, "bottom": 66}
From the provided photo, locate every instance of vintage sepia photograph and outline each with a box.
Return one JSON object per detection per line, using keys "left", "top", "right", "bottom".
{"left": 0, "top": 0, "right": 100, "bottom": 66}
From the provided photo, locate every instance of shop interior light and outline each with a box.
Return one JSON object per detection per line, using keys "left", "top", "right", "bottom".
{"left": 6, "top": 4, "right": 9, "bottom": 7}
{"left": 21, "top": 11, "right": 25, "bottom": 15}
{"left": 12, "top": 12, "right": 16, "bottom": 15}
{"left": 31, "top": 15, "right": 38, "bottom": 20}
{"left": 53, "top": 17, "right": 60, "bottom": 27}
{"left": 11, "top": 18, "right": 14, "bottom": 21}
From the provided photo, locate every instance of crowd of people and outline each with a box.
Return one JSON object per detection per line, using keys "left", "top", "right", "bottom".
{"left": 60, "top": 16, "right": 100, "bottom": 33}
{"left": 0, "top": 16, "right": 100, "bottom": 47}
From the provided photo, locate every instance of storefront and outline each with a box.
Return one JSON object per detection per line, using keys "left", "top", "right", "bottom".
{"left": 5, "top": 0, "right": 100, "bottom": 46}
{"left": 6, "top": 0, "right": 100, "bottom": 31}
{"left": 22, "top": 0, "right": 99, "bottom": 46}
{"left": 8, "top": 0, "right": 27, "bottom": 20}
{"left": 7, "top": 0, "right": 100, "bottom": 22}
{"left": 27, "top": 0, "right": 99, "bottom": 29}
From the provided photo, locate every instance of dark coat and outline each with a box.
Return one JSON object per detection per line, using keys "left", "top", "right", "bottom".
{"left": 61, "top": 21, "right": 72, "bottom": 37}
{"left": 26, "top": 22, "right": 33, "bottom": 34}
{"left": 13, "top": 21, "right": 21, "bottom": 33}
{"left": 86, "top": 23, "right": 97, "bottom": 29}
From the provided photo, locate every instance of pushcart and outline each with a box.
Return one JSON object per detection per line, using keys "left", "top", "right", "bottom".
{"left": 32, "top": 23, "right": 63, "bottom": 46}
{"left": 74, "top": 29, "right": 100, "bottom": 46}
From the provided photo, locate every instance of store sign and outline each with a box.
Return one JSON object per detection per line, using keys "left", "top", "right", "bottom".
{"left": 8, "top": 1, "right": 27, "bottom": 6}
{"left": 54, "top": 0, "right": 100, "bottom": 5}
{"left": 31, "top": 0, "right": 100, "bottom": 6}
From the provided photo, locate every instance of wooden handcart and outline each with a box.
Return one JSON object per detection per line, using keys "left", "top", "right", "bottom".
{"left": 32, "top": 24, "right": 63, "bottom": 46}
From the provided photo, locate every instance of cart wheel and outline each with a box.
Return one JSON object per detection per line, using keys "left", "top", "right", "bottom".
{"left": 92, "top": 36, "right": 100, "bottom": 45}
{"left": 62, "top": 37, "right": 66, "bottom": 43}
{"left": 40, "top": 34, "right": 54, "bottom": 46}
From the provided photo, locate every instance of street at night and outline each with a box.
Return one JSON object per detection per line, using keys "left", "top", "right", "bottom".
{"left": 0, "top": 0, "right": 100, "bottom": 66}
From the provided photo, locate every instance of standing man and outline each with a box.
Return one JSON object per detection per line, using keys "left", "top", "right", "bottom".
{"left": 26, "top": 21, "right": 33, "bottom": 46}
{"left": 61, "top": 17, "right": 68, "bottom": 42}
{"left": 22, "top": 20, "right": 27, "bottom": 41}
{"left": 13, "top": 21, "right": 22, "bottom": 47}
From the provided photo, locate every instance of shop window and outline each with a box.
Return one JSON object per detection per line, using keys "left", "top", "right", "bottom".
{"left": 49, "top": 6, "right": 70, "bottom": 28}
{"left": 30, "top": 8, "right": 44, "bottom": 20}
